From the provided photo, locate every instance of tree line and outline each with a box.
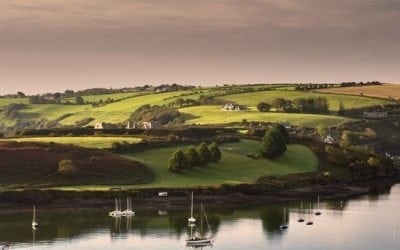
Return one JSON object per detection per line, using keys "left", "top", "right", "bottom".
{"left": 169, "top": 142, "right": 222, "bottom": 172}
{"left": 257, "top": 97, "right": 329, "bottom": 114}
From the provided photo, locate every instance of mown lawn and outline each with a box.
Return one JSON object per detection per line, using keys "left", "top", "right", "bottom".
{"left": 1, "top": 136, "right": 142, "bottom": 149}
{"left": 122, "top": 139, "right": 318, "bottom": 188}
{"left": 180, "top": 106, "right": 350, "bottom": 128}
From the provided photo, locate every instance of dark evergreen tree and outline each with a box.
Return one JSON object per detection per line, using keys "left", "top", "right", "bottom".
{"left": 260, "top": 126, "right": 287, "bottom": 160}
{"left": 276, "top": 124, "right": 290, "bottom": 144}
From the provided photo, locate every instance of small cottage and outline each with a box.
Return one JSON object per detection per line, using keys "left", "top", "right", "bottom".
{"left": 94, "top": 122, "right": 104, "bottom": 130}
{"left": 222, "top": 103, "right": 244, "bottom": 111}
{"left": 323, "top": 134, "right": 335, "bottom": 144}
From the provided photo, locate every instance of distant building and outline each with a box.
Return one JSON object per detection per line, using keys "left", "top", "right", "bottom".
{"left": 94, "top": 122, "right": 104, "bottom": 130}
{"left": 142, "top": 121, "right": 161, "bottom": 129}
{"left": 280, "top": 122, "right": 292, "bottom": 129}
{"left": 363, "top": 111, "right": 388, "bottom": 117}
{"left": 323, "top": 134, "right": 335, "bottom": 144}
{"left": 222, "top": 103, "right": 244, "bottom": 111}
{"left": 126, "top": 121, "right": 136, "bottom": 129}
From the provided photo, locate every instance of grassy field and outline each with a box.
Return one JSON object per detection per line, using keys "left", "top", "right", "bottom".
{"left": 122, "top": 139, "right": 318, "bottom": 188}
{"left": 59, "top": 91, "right": 192, "bottom": 125}
{"left": 1, "top": 136, "right": 142, "bottom": 149}
{"left": 0, "top": 87, "right": 386, "bottom": 129}
{"left": 62, "top": 92, "right": 140, "bottom": 103}
{"left": 221, "top": 90, "right": 389, "bottom": 111}
{"left": 180, "top": 106, "right": 350, "bottom": 127}
{"left": 315, "top": 84, "right": 400, "bottom": 100}
{"left": 0, "top": 97, "right": 29, "bottom": 108}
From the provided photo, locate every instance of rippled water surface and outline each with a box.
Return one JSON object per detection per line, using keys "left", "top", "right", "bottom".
{"left": 1, "top": 185, "right": 400, "bottom": 249}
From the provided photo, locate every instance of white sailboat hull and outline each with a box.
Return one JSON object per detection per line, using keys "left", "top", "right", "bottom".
{"left": 186, "top": 238, "right": 213, "bottom": 245}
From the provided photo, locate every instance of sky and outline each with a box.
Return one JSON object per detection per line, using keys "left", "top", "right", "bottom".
{"left": 0, "top": 0, "right": 399, "bottom": 94}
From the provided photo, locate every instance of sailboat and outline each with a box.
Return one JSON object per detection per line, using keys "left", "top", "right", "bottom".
{"left": 0, "top": 242, "right": 10, "bottom": 250}
{"left": 186, "top": 203, "right": 213, "bottom": 247}
{"left": 280, "top": 207, "right": 288, "bottom": 230}
{"left": 315, "top": 195, "right": 322, "bottom": 216}
{"left": 306, "top": 202, "right": 314, "bottom": 225}
{"left": 109, "top": 198, "right": 123, "bottom": 217}
{"left": 122, "top": 197, "right": 136, "bottom": 216}
{"left": 297, "top": 201, "right": 305, "bottom": 223}
{"left": 188, "top": 192, "right": 196, "bottom": 224}
{"left": 32, "top": 206, "right": 39, "bottom": 230}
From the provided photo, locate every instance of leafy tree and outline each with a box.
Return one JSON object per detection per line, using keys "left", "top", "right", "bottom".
{"left": 209, "top": 142, "right": 222, "bottom": 162}
{"left": 271, "top": 98, "right": 288, "bottom": 109}
{"left": 260, "top": 126, "right": 287, "bottom": 160}
{"left": 257, "top": 102, "right": 271, "bottom": 112}
{"left": 75, "top": 96, "right": 84, "bottom": 105}
{"left": 316, "top": 124, "right": 328, "bottom": 139}
{"left": 184, "top": 146, "right": 200, "bottom": 168}
{"left": 168, "top": 149, "right": 189, "bottom": 172}
{"left": 16, "top": 91, "right": 25, "bottom": 98}
{"left": 197, "top": 143, "right": 213, "bottom": 166}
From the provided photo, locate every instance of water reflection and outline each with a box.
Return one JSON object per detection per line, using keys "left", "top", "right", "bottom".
{"left": 0, "top": 184, "right": 399, "bottom": 249}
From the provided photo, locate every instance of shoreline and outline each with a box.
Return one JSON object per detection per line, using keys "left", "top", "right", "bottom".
{"left": 1, "top": 176, "right": 399, "bottom": 213}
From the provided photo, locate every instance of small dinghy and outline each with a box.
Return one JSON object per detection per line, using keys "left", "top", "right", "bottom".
{"left": 306, "top": 202, "right": 314, "bottom": 225}
{"left": 315, "top": 195, "right": 322, "bottom": 216}
{"left": 297, "top": 201, "right": 305, "bottom": 223}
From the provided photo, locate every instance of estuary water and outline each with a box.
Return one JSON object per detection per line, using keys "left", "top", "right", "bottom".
{"left": 1, "top": 184, "right": 400, "bottom": 250}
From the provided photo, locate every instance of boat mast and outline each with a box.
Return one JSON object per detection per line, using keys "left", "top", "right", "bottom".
{"left": 32, "top": 206, "right": 36, "bottom": 223}
{"left": 284, "top": 207, "right": 286, "bottom": 224}
{"left": 191, "top": 192, "right": 194, "bottom": 218}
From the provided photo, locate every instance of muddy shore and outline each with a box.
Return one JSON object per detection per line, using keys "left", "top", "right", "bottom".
{"left": 1, "top": 176, "right": 399, "bottom": 213}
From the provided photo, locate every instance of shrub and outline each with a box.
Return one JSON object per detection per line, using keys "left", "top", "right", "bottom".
{"left": 168, "top": 149, "right": 190, "bottom": 172}
{"left": 197, "top": 143, "right": 213, "bottom": 166}
{"left": 257, "top": 102, "right": 271, "bottom": 112}
{"left": 184, "top": 146, "right": 200, "bottom": 168}
{"left": 208, "top": 142, "right": 222, "bottom": 162}
{"left": 57, "top": 159, "right": 78, "bottom": 176}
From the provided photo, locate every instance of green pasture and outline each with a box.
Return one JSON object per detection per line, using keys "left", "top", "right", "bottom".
{"left": 180, "top": 106, "right": 350, "bottom": 127}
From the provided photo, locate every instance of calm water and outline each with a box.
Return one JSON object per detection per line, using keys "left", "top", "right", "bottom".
{"left": 1, "top": 184, "right": 400, "bottom": 249}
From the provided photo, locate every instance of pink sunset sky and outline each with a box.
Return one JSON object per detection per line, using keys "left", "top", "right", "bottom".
{"left": 0, "top": 0, "right": 399, "bottom": 94}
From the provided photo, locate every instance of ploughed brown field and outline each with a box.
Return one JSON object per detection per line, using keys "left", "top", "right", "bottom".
{"left": 315, "top": 84, "right": 400, "bottom": 100}
{"left": 0, "top": 141, "right": 154, "bottom": 187}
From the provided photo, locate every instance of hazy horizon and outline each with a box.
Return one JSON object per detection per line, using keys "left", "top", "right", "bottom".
{"left": 1, "top": 0, "right": 399, "bottom": 95}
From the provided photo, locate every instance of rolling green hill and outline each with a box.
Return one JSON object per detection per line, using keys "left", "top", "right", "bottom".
{"left": 0, "top": 86, "right": 389, "bottom": 130}
{"left": 220, "top": 90, "right": 389, "bottom": 111}
{"left": 123, "top": 139, "right": 318, "bottom": 188}
{"left": 1, "top": 136, "right": 142, "bottom": 149}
